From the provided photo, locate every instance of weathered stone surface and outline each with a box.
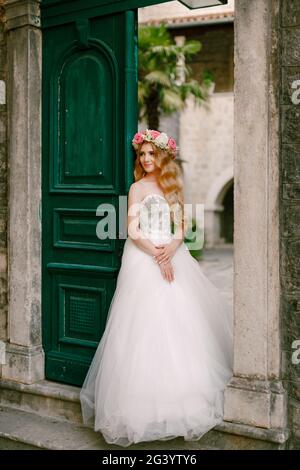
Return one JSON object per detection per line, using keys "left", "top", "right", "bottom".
{"left": 0, "top": 379, "right": 82, "bottom": 424}
{"left": 0, "top": 437, "right": 41, "bottom": 450}
{"left": 282, "top": 28, "right": 300, "bottom": 66}
{"left": 288, "top": 436, "right": 300, "bottom": 450}
{"left": 289, "top": 382, "right": 300, "bottom": 402}
{"left": 282, "top": 203, "right": 300, "bottom": 237}
{"left": 282, "top": 144, "right": 300, "bottom": 183}
{"left": 0, "top": 405, "right": 288, "bottom": 450}
{"left": 0, "top": 272, "right": 7, "bottom": 340}
{"left": 0, "top": 11, "right": 7, "bottom": 345}
{"left": 222, "top": 0, "right": 288, "bottom": 441}
{"left": 282, "top": 105, "right": 300, "bottom": 143}
{"left": 283, "top": 183, "right": 300, "bottom": 201}
{"left": 287, "top": 399, "right": 300, "bottom": 449}
{"left": 1, "top": 344, "right": 44, "bottom": 384}
{"left": 282, "top": 0, "right": 300, "bottom": 27}
{"left": 282, "top": 240, "right": 300, "bottom": 290}
{"left": 282, "top": 295, "right": 300, "bottom": 345}
{"left": 1, "top": 0, "right": 43, "bottom": 383}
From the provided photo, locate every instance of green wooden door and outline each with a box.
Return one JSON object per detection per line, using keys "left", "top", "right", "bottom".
{"left": 41, "top": 2, "right": 140, "bottom": 386}
{"left": 41, "top": 0, "right": 169, "bottom": 386}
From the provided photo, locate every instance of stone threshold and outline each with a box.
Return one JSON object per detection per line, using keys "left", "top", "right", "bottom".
{"left": 0, "top": 378, "right": 82, "bottom": 424}
{"left": 0, "top": 405, "right": 283, "bottom": 451}
{"left": 0, "top": 404, "right": 220, "bottom": 451}
{"left": 0, "top": 378, "right": 289, "bottom": 449}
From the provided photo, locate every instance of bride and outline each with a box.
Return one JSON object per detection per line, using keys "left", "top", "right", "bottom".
{"left": 80, "top": 129, "right": 233, "bottom": 447}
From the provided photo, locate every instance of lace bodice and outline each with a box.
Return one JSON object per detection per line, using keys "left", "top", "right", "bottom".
{"left": 139, "top": 193, "right": 174, "bottom": 245}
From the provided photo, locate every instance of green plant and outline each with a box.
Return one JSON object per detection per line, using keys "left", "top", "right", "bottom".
{"left": 172, "top": 217, "right": 204, "bottom": 260}
{"left": 138, "top": 23, "right": 213, "bottom": 130}
{"left": 184, "top": 217, "right": 204, "bottom": 260}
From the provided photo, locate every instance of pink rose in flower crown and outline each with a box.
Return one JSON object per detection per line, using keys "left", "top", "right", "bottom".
{"left": 168, "top": 137, "right": 177, "bottom": 153}
{"left": 150, "top": 130, "right": 160, "bottom": 139}
{"left": 133, "top": 132, "right": 144, "bottom": 145}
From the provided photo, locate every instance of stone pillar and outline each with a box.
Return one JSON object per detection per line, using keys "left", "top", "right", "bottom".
{"left": 223, "top": 0, "right": 288, "bottom": 441}
{"left": 0, "top": 4, "right": 8, "bottom": 350}
{"left": 1, "top": 0, "right": 44, "bottom": 383}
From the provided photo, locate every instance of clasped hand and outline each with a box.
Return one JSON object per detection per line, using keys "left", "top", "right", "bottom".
{"left": 152, "top": 243, "right": 177, "bottom": 283}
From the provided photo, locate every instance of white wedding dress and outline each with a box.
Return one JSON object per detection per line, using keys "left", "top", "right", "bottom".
{"left": 80, "top": 193, "right": 233, "bottom": 447}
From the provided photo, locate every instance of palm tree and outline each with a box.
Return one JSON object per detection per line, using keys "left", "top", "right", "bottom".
{"left": 138, "top": 23, "right": 213, "bottom": 130}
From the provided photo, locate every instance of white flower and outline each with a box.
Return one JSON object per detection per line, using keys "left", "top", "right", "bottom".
{"left": 155, "top": 132, "right": 168, "bottom": 147}
{"left": 145, "top": 129, "right": 153, "bottom": 140}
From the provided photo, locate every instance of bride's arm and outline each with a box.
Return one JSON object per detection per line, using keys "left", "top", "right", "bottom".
{"left": 127, "top": 183, "right": 161, "bottom": 257}
{"left": 153, "top": 209, "right": 186, "bottom": 265}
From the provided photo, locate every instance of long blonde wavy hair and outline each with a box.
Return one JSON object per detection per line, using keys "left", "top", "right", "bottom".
{"left": 133, "top": 141, "right": 189, "bottom": 236}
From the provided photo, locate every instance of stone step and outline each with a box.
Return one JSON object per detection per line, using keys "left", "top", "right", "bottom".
{"left": 0, "top": 436, "right": 42, "bottom": 450}
{"left": 0, "top": 405, "right": 219, "bottom": 450}
{"left": 0, "top": 378, "right": 82, "bottom": 424}
{"left": 0, "top": 379, "right": 288, "bottom": 450}
{"left": 0, "top": 404, "right": 285, "bottom": 451}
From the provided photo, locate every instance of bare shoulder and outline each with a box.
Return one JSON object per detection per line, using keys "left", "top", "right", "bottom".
{"left": 128, "top": 181, "right": 143, "bottom": 205}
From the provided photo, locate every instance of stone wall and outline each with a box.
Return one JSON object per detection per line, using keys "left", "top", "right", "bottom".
{"left": 0, "top": 3, "right": 8, "bottom": 350}
{"left": 180, "top": 93, "right": 233, "bottom": 207}
{"left": 280, "top": 0, "right": 300, "bottom": 450}
{"left": 175, "top": 23, "right": 234, "bottom": 93}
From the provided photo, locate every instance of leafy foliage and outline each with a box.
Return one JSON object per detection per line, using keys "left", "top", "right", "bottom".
{"left": 138, "top": 24, "right": 214, "bottom": 129}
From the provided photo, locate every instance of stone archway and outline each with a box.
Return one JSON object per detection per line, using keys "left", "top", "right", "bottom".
{"left": 204, "top": 166, "right": 233, "bottom": 247}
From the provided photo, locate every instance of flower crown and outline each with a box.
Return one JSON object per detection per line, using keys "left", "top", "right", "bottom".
{"left": 132, "top": 129, "right": 179, "bottom": 159}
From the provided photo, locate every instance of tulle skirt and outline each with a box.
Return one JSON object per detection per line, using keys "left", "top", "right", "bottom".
{"left": 80, "top": 237, "right": 233, "bottom": 447}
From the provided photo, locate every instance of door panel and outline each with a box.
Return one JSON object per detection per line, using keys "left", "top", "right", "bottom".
{"left": 42, "top": 5, "right": 137, "bottom": 385}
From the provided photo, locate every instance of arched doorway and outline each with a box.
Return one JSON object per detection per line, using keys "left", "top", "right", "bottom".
{"left": 220, "top": 180, "right": 233, "bottom": 244}
{"left": 205, "top": 166, "right": 233, "bottom": 247}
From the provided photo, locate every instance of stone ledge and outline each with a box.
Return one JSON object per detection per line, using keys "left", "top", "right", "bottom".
{"left": 0, "top": 378, "right": 291, "bottom": 448}
{"left": 0, "top": 377, "right": 79, "bottom": 401}
{"left": 0, "top": 405, "right": 284, "bottom": 451}
{"left": 0, "top": 405, "right": 107, "bottom": 450}
{"left": 0, "top": 405, "right": 220, "bottom": 450}
{"left": 0, "top": 378, "right": 82, "bottom": 424}
{"left": 0, "top": 378, "right": 291, "bottom": 449}
{"left": 216, "top": 421, "right": 290, "bottom": 445}
{"left": 1, "top": 344, "right": 44, "bottom": 384}
{"left": 4, "top": 0, "right": 41, "bottom": 31}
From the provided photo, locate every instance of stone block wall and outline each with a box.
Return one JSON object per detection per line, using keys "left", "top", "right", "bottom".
{"left": 180, "top": 92, "right": 233, "bottom": 206}
{"left": 0, "top": 3, "right": 7, "bottom": 347}
{"left": 280, "top": 0, "right": 300, "bottom": 449}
